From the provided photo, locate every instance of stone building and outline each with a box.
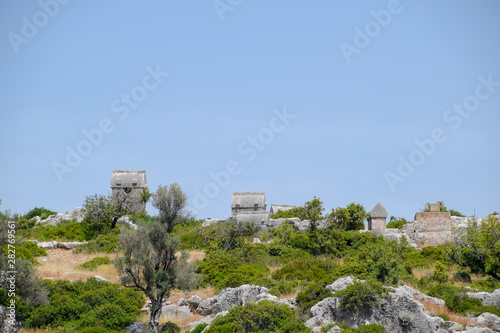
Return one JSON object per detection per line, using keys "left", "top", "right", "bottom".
{"left": 402, "top": 202, "right": 453, "bottom": 248}
{"left": 367, "top": 203, "right": 388, "bottom": 235}
{"left": 231, "top": 192, "right": 267, "bottom": 218}
{"left": 110, "top": 170, "right": 148, "bottom": 213}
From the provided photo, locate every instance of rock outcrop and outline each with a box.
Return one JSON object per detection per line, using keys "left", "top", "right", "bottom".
{"left": 125, "top": 322, "right": 147, "bottom": 333}
{"left": 38, "top": 207, "right": 85, "bottom": 226}
{"left": 0, "top": 304, "right": 22, "bottom": 333}
{"left": 467, "top": 289, "right": 500, "bottom": 308}
{"left": 471, "top": 312, "right": 500, "bottom": 332}
{"left": 306, "top": 277, "right": 443, "bottom": 333}
{"left": 36, "top": 240, "right": 88, "bottom": 249}
{"left": 196, "top": 284, "right": 271, "bottom": 316}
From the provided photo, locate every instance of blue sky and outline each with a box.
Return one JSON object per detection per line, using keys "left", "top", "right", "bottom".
{"left": 1, "top": 0, "right": 499, "bottom": 221}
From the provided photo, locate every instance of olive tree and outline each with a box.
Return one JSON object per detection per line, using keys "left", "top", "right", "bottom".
{"left": 115, "top": 183, "right": 198, "bottom": 333}
{"left": 445, "top": 215, "right": 500, "bottom": 280}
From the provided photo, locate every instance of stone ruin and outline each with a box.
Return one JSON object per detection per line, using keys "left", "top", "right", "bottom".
{"left": 110, "top": 170, "right": 148, "bottom": 213}
{"left": 206, "top": 194, "right": 488, "bottom": 249}
{"left": 367, "top": 202, "right": 481, "bottom": 248}
{"left": 367, "top": 202, "right": 388, "bottom": 236}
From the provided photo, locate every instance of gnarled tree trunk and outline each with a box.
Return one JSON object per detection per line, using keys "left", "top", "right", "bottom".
{"left": 148, "top": 298, "right": 162, "bottom": 333}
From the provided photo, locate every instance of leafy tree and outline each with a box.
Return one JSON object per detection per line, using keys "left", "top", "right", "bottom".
{"left": 386, "top": 217, "right": 408, "bottom": 229}
{"left": 83, "top": 194, "right": 118, "bottom": 232}
{"left": 270, "top": 207, "right": 306, "bottom": 220}
{"left": 327, "top": 203, "right": 367, "bottom": 231}
{"left": 152, "top": 184, "right": 190, "bottom": 233}
{"left": 115, "top": 184, "right": 199, "bottom": 333}
{"left": 364, "top": 237, "right": 412, "bottom": 285}
{"left": 445, "top": 215, "right": 500, "bottom": 279}
{"left": 449, "top": 210, "right": 465, "bottom": 217}
{"left": 304, "top": 197, "right": 324, "bottom": 223}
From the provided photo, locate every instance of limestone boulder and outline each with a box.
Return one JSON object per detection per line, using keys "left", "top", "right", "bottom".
{"left": 117, "top": 215, "right": 138, "bottom": 230}
{"left": 196, "top": 284, "right": 271, "bottom": 316}
{"left": 471, "top": 312, "right": 500, "bottom": 332}
{"left": 306, "top": 278, "right": 443, "bottom": 333}
{"left": 37, "top": 241, "right": 58, "bottom": 249}
{"left": 467, "top": 289, "right": 500, "bottom": 308}
{"left": 125, "top": 322, "right": 147, "bottom": 333}
{"left": 326, "top": 276, "right": 357, "bottom": 292}
{"left": 202, "top": 218, "right": 225, "bottom": 227}
{"left": 58, "top": 241, "right": 88, "bottom": 249}
{"left": 39, "top": 207, "right": 84, "bottom": 226}
{"left": 160, "top": 304, "right": 192, "bottom": 319}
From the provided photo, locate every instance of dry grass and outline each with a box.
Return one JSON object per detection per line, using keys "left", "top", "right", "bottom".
{"left": 278, "top": 292, "right": 298, "bottom": 300}
{"left": 166, "top": 286, "right": 215, "bottom": 305}
{"left": 186, "top": 250, "right": 205, "bottom": 261}
{"left": 418, "top": 300, "right": 471, "bottom": 326}
{"left": 413, "top": 267, "right": 433, "bottom": 279}
{"left": 35, "top": 249, "right": 205, "bottom": 284}
{"left": 35, "top": 249, "right": 120, "bottom": 283}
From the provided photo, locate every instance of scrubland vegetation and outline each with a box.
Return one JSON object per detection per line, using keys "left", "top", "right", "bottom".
{"left": 0, "top": 196, "right": 499, "bottom": 332}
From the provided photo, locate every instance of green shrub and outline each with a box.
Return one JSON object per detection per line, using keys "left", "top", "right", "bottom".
{"left": 16, "top": 217, "right": 38, "bottom": 230}
{"left": 79, "top": 327, "right": 122, "bottom": 333}
{"left": 335, "top": 280, "right": 389, "bottom": 312}
{"left": 192, "top": 323, "right": 209, "bottom": 333}
{"left": 74, "top": 230, "right": 119, "bottom": 253}
{"left": 24, "top": 207, "right": 57, "bottom": 220}
{"left": 449, "top": 210, "right": 465, "bottom": 217}
{"left": 22, "top": 278, "right": 144, "bottom": 330}
{"left": 161, "top": 321, "right": 181, "bottom": 333}
{"left": 76, "top": 257, "right": 112, "bottom": 271}
{"left": 322, "top": 324, "right": 338, "bottom": 332}
{"left": 272, "top": 257, "right": 330, "bottom": 283}
{"left": 206, "top": 300, "right": 311, "bottom": 332}
{"left": 386, "top": 219, "right": 408, "bottom": 229}
{"left": 26, "top": 220, "right": 90, "bottom": 242}
{"left": 438, "top": 314, "right": 450, "bottom": 321}
{"left": 428, "top": 284, "right": 482, "bottom": 315}
{"left": 453, "top": 271, "right": 472, "bottom": 283}
{"left": 218, "top": 263, "right": 270, "bottom": 289}
{"left": 270, "top": 207, "right": 306, "bottom": 219}
{"left": 340, "top": 324, "right": 387, "bottom": 332}
{"left": 296, "top": 282, "right": 333, "bottom": 310}
{"left": 1, "top": 241, "right": 47, "bottom": 263}
{"left": 432, "top": 262, "right": 449, "bottom": 283}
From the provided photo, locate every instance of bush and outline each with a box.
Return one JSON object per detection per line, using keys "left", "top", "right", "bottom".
{"left": 335, "top": 280, "right": 389, "bottom": 312}
{"left": 296, "top": 282, "right": 333, "bottom": 310}
{"left": 74, "top": 230, "right": 120, "bottom": 253}
{"left": 432, "top": 262, "right": 449, "bottom": 283}
{"left": 272, "top": 257, "right": 331, "bottom": 283}
{"left": 22, "top": 278, "right": 144, "bottom": 330}
{"left": 192, "top": 323, "right": 209, "bottom": 333}
{"left": 270, "top": 208, "right": 306, "bottom": 220}
{"left": 341, "top": 324, "right": 387, "bottom": 332}
{"left": 24, "top": 207, "right": 57, "bottom": 220}
{"left": 386, "top": 218, "right": 408, "bottom": 229}
{"left": 76, "top": 257, "right": 112, "bottom": 271}
{"left": 428, "top": 284, "right": 482, "bottom": 315}
{"left": 453, "top": 271, "right": 472, "bottom": 283}
{"left": 26, "top": 220, "right": 90, "bottom": 242}
{"left": 161, "top": 321, "right": 181, "bottom": 333}
{"left": 206, "top": 300, "right": 311, "bottom": 332}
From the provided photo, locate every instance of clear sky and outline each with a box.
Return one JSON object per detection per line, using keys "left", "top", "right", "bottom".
{"left": 1, "top": 0, "right": 499, "bottom": 221}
